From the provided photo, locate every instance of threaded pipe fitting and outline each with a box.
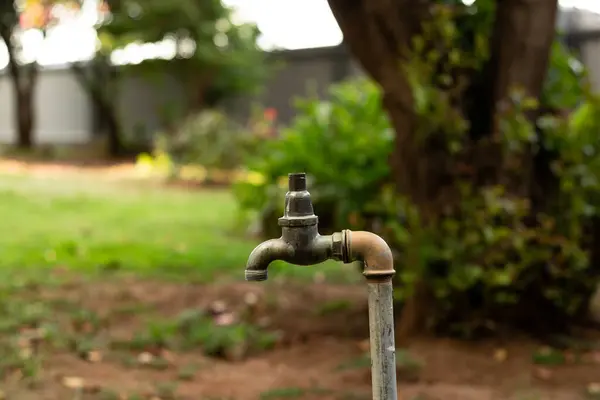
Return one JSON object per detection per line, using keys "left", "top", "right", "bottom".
{"left": 245, "top": 270, "right": 268, "bottom": 281}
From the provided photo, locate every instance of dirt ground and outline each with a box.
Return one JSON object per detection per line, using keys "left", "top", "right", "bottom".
{"left": 1, "top": 159, "right": 600, "bottom": 399}
{"left": 3, "top": 276, "right": 600, "bottom": 400}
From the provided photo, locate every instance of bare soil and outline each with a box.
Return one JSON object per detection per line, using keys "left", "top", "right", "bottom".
{"left": 1, "top": 159, "right": 599, "bottom": 399}
{"left": 4, "top": 276, "right": 600, "bottom": 400}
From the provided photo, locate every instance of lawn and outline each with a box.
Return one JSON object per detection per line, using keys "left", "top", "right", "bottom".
{"left": 0, "top": 171, "right": 353, "bottom": 283}
{"left": 0, "top": 167, "right": 372, "bottom": 399}
{"left": 2, "top": 166, "right": 599, "bottom": 400}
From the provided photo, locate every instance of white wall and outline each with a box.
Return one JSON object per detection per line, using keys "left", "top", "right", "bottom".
{"left": 0, "top": 67, "right": 93, "bottom": 144}
{"left": 574, "top": 9, "right": 600, "bottom": 91}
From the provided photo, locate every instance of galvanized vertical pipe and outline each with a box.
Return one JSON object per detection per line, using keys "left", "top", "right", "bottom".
{"left": 367, "top": 280, "right": 398, "bottom": 400}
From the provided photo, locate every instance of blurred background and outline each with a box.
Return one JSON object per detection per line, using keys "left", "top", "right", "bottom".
{"left": 1, "top": 0, "right": 600, "bottom": 399}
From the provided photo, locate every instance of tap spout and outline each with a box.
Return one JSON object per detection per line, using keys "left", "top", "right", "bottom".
{"left": 245, "top": 238, "right": 293, "bottom": 281}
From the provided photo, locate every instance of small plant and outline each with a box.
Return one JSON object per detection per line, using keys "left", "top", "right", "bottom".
{"left": 336, "top": 348, "right": 422, "bottom": 381}
{"left": 97, "top": 388, "right": 123, "bottom": 400}
{"left": 153, "top": 109, "right": 258, "bottom": 180}
{"left": 177, "top": 363, "right": 200, "bottom": 381}
{"left": 532, "top": 347, "right": 566, "bottom": 366}
{"left": 233, "top": 77, "right": 393, "bottom": 236}
{"left": 154, "top": 381, "right": 179, "bottom": 400}
{"left": 70, "top": 308, "right": 104, "bottom": 334}
{"left": 315, "top": 299, "right": 352, "bottom": 316}
{"left": 260, "top": 387, "right": 331, "bottom": 400}
{"left": 117, "top": 310, "right": 278, "bottom": 360}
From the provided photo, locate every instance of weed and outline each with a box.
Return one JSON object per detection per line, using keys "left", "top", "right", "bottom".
{"left": 335, "top": 348, "right": 423, "bottom": 381}
{"left": 177, "top": 363, "right": 200, "bottom": 381}
{"left": 315, "top": 299, "right": 352, "bottom": 315}
{"left": 260, "top": 387, "right": 331, "bottom": 399}
{"left": 154, "top": 381, "right": 179, "bottom": 399}
{"left": 337, "top": 393, "right": 370, "bottom": 400}
{"left": 96, "top": 388, "right": 123, "bottom": 400}
{"left": 118, "top": 310, "right": 278, "bottom": 360}
{"left": 532, "top": 347, "right": 566, "bottom": 366}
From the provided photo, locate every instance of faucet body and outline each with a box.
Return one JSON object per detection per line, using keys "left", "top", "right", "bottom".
{"left": 245, "top": 173, "right": 342, "bottom": 281}
{"left": 245, "top": 173, "right": 398, "bottom": 400}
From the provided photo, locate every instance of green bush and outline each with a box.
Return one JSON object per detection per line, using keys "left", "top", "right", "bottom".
{"left": 154, "top": 109, "right": 258, "bottom": 176}
{"left": 235, "top": 5, "right": 600, "bottom": 337}
{"left": 233, "top": 78, "right": 394, "bottom": 235}
{"left": 377, "top": 7, "right": 600, "bottom": 336}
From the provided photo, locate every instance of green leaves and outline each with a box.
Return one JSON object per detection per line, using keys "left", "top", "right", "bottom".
{"left": 234, "top": 78, "right": 393, "bottom": 232}
{"left": 97, "top": 0, "right": 268, "bottom": 105}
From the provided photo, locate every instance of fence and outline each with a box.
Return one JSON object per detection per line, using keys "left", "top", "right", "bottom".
{"left": 0, "top": 45, "right": 360, "bottom": 145}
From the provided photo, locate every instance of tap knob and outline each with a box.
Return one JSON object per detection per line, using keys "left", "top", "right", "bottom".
{"left": 288, "top": 173, "right": 307, "bottom": 192}
{"left": 278, "top": 172, "right": 318, "bottom": 227}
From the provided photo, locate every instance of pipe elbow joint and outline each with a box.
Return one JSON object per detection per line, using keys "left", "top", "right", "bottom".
{"left": 345, "top": 230, "right": 395, "bottom": 281}
{"left": 245, "top": 239, "right": 293, "bottom": 281}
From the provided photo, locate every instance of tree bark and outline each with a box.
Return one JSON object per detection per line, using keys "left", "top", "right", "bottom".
{"left": 14, "top": 83, "right": 35, "bottom": 149}
{"left": 476, "top": 0, "right": 559, "bottom": 139}
{"left": 327, "top": 0, "right": 559, "bottom": 340}
{"left": 1, "top": 27, "right": 38, "bottom": 149}
{"left": 71, "top": 62, "right": 124, "bottom": 157}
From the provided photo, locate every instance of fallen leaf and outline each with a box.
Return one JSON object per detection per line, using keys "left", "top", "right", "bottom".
{"left": 160, "top": 349, "right": 175, "bottom": 363}
{"left": 564, "top": 351, "right": 575, "bottom": 364}
{"left": 533, "top": 367, "right": 552, "bottom": 381}
{"left": 587, "top": 382, "right": 600, "bottom": 395}
{"left": 358, "top": 339, "right": 370, "bottom": 352}
{"left": 19, "top": 347, "right": 33, "bottom": 359}
{"left": 493, "top": 348, "right": 507, "bottom": 362}
{"left": 209, "top": 300, "right": 227, "bottom": 315}
{"left": 87, "top": 351, "right": 102, "bottom": 363}
{"left": 244, "top": 292, "right": 258, "bottom": 306}
{"left": 257, "top": 316, "right": 271, "bottom": 328}
{"left": 81, "top": 322, "right": 94, "bottom": 334}
{"left": 214, "top": 312, "right": 236, "bottom": 326}
{"left": 313, "top": 271, "right": 326, "bottom": 284}
{"left": 17, "top": 337, "right": 31, "bottom": 348}
{"left": 62, "top": 376, "right": 85, "bottom": 389}
{"left": 138, "top": 352, "right": 154, "bottom": 365}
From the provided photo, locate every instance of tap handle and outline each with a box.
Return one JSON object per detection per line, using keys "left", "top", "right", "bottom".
{"left": 279, "top": 172, "right": 317, "bottom": 226}
{"left": 288, "top": 173, "right": 307, "bottom": 192}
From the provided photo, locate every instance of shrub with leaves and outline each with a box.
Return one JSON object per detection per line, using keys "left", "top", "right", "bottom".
{"left": 373, "top": 5, "right": 600, "bottom": 336}
{"left": 153, "top": 109, "right": 259, "bottom": 177}
{"left": 233, "top": 78, "right": 394, "bottom": 235}
{"left": 236, "top": 3, "right": 600, "bottom": 337}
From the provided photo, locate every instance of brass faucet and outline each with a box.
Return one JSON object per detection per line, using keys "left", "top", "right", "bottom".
{"left": 245, "top": 172, "right": 398, "bottom": 400}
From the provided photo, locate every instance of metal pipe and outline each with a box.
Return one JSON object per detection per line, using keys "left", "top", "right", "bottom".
{"left": 245, "top": 173, "right": 397, "bottom": 399}
{"left": 368, "top": 282, "right": 397, "bottom": 400}
{"left": 346, "top": 230, "right": 397, "bottom": 400}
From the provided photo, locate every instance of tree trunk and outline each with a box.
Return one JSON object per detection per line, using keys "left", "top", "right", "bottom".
{"left": 327, "top": 0, "right": 559, "bottom": 340}
{"left": 14, "top": 87, "right": 35, "bottom": 149}
{"left": 1, "top": 26, "right": 38, "bottom": 149}
{"left": 476, "top": 0, "right": 559, "bottom": 139}
{"left": 97, "top": 96, "right": 123, "bottom": 157}
{"left": 71, "top": 62, "right": 124, "bottom": 157}
{"left": 10, "top": 64, "right": 38, "bottom": 149}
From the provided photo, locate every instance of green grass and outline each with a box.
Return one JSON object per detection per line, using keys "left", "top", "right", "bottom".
{"left": 0, "top": 172, "right": 354, "bottom": 282}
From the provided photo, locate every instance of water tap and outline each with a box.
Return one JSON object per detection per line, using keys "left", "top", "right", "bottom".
{"left": 244, "top": 173, "right": 395, "bottom": 282}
